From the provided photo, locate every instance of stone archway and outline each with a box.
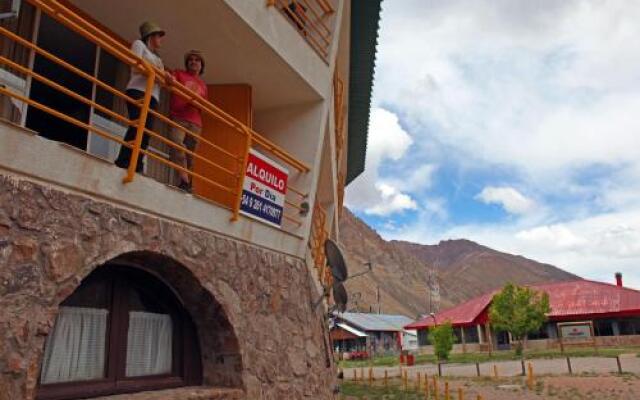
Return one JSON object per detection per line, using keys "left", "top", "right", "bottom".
{"left": 108, "top": 251, "right": 244, "bottom": 388}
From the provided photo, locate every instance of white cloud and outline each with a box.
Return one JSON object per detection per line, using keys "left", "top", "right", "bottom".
{"left": 345, "top": 108, "right": 418, "bottom": 215}
{"left": 372, "top": 0, "right": 640, "bottom": 187}
{"left": 364, "top": 183, "right": 417, "bottom": 216}
{"left": 476, "top": 186, "right": 536, "bottom": 215}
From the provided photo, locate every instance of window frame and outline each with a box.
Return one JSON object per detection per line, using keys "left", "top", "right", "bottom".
{"left": 36, "top": 265, "right": 202, "bottom": 400}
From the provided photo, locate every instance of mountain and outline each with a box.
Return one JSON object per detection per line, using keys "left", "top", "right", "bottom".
{"left": 338, "top": 209, "right": 579, "bottom": 318}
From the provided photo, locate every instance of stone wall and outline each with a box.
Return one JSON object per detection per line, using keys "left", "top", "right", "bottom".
{"left": 0, "top": 174, "right": 336, "bottom": 399}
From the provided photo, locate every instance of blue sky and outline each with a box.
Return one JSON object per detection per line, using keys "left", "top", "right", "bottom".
{"left": 345, "top": 0, "right": 640, "bottom": 288}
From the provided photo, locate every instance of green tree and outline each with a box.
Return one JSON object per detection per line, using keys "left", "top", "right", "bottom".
{"left": 489, "top": 283, "right": 551, "bottom": 356}
{"left": 428, "top": 321, "right": 455, "bottom": 360}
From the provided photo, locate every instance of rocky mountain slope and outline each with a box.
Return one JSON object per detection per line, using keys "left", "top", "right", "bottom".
{"left": 338, "top": 209, "right": 579, "bottom": 317}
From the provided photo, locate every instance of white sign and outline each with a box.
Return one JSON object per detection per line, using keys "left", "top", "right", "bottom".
{"left": 559, "top": 323, "right": 593, "bottom": 341}
{"left": 240, "top": 149, "right": 289, "bottom": 227}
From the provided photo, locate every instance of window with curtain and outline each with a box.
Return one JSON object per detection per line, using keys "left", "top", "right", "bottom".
{"left": 37, "top": 265, "right": 202, "bottom": 400}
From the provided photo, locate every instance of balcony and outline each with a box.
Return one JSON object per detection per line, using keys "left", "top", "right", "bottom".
{"left": 267, "top": 0, "right": 338, "bottom": 63}
{"left": 0, "top": 0, "right": 330, "bottom": 257}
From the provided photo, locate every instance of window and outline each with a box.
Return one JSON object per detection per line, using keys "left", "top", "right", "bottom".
{"left": 37, "top": 265, "right": 201, "bottom": 400}
{"left": 594, "top": 319, "right": 615, "bottom": 337}
{"left": 463, "top": 326, "right": 480, "bottom": 343}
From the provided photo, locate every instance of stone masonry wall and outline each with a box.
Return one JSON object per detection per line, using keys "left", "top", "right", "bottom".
{"left": 0, "top": 174, "right": 336, "bottom": 400}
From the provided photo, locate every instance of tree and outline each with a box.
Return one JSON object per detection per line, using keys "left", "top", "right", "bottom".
{"left": 489, "top": 283, "right": 550, "bottom": 356}
{"left": 428, "top": 321, "right": 455, "bottom": 361}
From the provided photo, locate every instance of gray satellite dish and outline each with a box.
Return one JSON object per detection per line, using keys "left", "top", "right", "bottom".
{"left": 325, "top": 239, "right": 348, "bottom": 282}
{"left": 332, "top": 282, "right": 348, "bottom": 313}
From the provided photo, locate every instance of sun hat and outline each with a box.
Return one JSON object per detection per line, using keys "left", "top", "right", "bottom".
{"left": 139, "top": 21, "right": 165, "bottom": 40}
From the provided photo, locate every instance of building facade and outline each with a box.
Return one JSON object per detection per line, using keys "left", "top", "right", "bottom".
{"left": 0, "top": 1, "right": 381, "bottom": 399}
{"left": 406, "top": 275, "right": 640, "bottom": 354}
{"left": 330, "top": 313, "right": 414, "bottom": 356}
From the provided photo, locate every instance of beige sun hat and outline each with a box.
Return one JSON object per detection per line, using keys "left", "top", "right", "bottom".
{"left": 139, "top": 21, "right": 165, "bottom": 40}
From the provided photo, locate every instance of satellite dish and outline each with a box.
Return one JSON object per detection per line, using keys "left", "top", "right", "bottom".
{"left": 325, "top": 239, "right": 348, "bottom": 282}
{"left": 332, "top": 282, "right": 348, "bottom": 313}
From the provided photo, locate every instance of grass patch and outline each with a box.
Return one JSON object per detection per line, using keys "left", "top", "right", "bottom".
{"left": 338, "top": 346, "right": 640, "bottom": 369}
{"left": 339, "top": 381, "right": 425, "bottom": 399}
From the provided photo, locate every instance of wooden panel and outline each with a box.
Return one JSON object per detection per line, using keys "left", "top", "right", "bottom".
{"left": 193, "top": 84, "right": 252, "bottom": 208}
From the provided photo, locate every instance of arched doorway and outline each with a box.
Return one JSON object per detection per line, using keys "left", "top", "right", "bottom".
{"left": 36, "top": 253, "right": 243, "bottom": 399}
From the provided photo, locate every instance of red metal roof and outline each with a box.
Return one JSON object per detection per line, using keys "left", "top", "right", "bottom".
{"left": 405, "top": 279, "right": 640, "bottom": 330}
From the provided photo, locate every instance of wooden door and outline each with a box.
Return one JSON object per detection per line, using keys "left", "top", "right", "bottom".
{"left": 193, "top": 84, "right": 252, "bottom": 208}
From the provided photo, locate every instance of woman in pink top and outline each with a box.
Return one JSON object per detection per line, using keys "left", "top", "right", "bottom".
{"left": 168, "top": 50, "right": 208, "bottom": 192}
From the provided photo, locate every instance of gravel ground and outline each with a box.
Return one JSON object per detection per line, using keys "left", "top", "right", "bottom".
{"left": 341, "top": 372, "right": 640, "bottom": 399}
{"left": 344, "top": 353, "right": 640, "bottom": 380}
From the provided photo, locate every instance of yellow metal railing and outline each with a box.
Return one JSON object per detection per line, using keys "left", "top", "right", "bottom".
{"left": 333, "top": 72, "right": 346, "bottom": 166}
{"left": 310, "top": 201, "right": 332, "bottom": 287}
{"left": 337, "top": 172, "right": 345, "bottom": 218}
{"left": 267, "top": 0, "right": 335, "bottom": 63}
{"left": 0, "top": 0, "right": 310, "bottom": 227}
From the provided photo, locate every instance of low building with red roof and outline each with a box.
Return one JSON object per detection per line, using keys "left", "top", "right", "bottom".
{"left": 405, "top": 274, "right": 640, "bottom": 353}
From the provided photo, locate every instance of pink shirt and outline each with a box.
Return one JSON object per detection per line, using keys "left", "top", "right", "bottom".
{"left": 170, "top": 70, "right": 208, "bottom": 127}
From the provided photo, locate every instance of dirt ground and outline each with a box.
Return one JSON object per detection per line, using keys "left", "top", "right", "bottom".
{"left": 341, "top": 374, "right": 640, "bottom": 399}
{"left": 451, "top": 374, "right": 640, "bottom": 399}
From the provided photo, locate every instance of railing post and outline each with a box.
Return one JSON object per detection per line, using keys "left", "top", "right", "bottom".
{"left": 123, "top": 66, "right": 155, "bottom": 183}
{"left": 231, "top": 128, "right": 251, "bottom": 221}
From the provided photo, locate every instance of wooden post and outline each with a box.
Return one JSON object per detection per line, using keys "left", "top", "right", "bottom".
{"left": 437, "top": 362, "right": 442, "bottom": 377}
{"left": 417, "top": 372, "right": 421, "bottom": 391}
{"left": 520, "top": 358, "right": 526, "bottom": 376}
{"left": 476, "top": 396, "right": 483, "bottom": 400}
{"left": 527, "top": 362, "right": 534, "bottom": 390}
{"left": 384, "top": 369, "right": 388, "bottom": 387}
{"left": 566, "top": 357, "right": 572, "bottom": 374}
{"left": 616, "top": 356, "right": 623, "bottom": 374}
{"left": 460, "top": 326, "right": 467, "bottom": 354}
{"left": 444, "top": 381, "right": 450, "bottom": 400}
{"left": 475, "top": 362, "right": 480, "bottom": 377}
{"left": 425, "top": 375, "right": 430, "bottom": 398}
{"left": 353, "top": 369, "right": 357, "bottom": 382}
{"left": 458, "top": 387, "right": 464, "bottom": 400}
{"left": 433, "top": 376, "right": 439, "bottom": 400}
{"left": 368, "top": 367, "right": 373, "bottom": 386}
{"left": 485, "top": 323, "right": 493, "bottom": 356}
{"left": 493, "top": 364, "right": 498, "bottom": 379}
{"left": 403, "top": 370, "right": 408, "bottom": 391}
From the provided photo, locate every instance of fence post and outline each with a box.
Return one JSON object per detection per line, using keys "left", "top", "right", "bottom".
{"left": 616, "top": 355, "right": 623, "bottom": 374}
{"left": 416, "top": 372, "right": 421, "bottom": 391}
{"left": 353, "top": 369, "right": 357, "bottom": 382}
{"left": 438, "top": 362, "right": 442, "bottom": 377}
{"left": 475, "top": 362, "right": 480, "bottom": 377}
{"left": 566, "top": 357, "right": 572, "bottom": 375}
{"left": 368, "top": 367, "right": 373, "bottom": 386}
{"left": 520, "top": 358, "right": 526, "bottom": 376}
{"left": 458, "top": 387, "right": 464, "bottom": 400}
{"left": 527, "top": 362, "right": 534, "bottom": 390}
{"left": 402, "top": 370, "right": 406, "bottom": 391}
{"left": 123, "top": 66, "right": 155, "bottom": 184}
{"left": 493, "top": 364, "right": 498, "bottom": 379}
{"left": 384, "top": 369, "right": 388, "bottom": 387}
{"left": 444, "top": 381, "right": 450, "bottom": 400}
{"left": 425, "top": 374, "right": 430, "bottom": 398}
{"left": 433, "top": 376, "right": 439, "bottom": 400}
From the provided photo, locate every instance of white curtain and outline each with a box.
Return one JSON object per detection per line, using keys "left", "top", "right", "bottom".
{"left": 40, "top": 307, "right": 108, "bottom": 384}
{"left": 125, "top": 311, "right": 173, "bottom": 377}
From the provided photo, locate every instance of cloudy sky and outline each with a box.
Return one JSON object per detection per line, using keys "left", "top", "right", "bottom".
{"left": 345, "top": 0, "right": 640, "bottom": 288}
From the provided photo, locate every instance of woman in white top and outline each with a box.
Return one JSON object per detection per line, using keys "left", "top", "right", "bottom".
{"left": 115, "top": 21, "right": 168, "bottom": 173}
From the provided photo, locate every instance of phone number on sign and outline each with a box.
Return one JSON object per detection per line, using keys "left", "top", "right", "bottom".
{"left": 241, "top": 193, "right": 282, "bottom": 220}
